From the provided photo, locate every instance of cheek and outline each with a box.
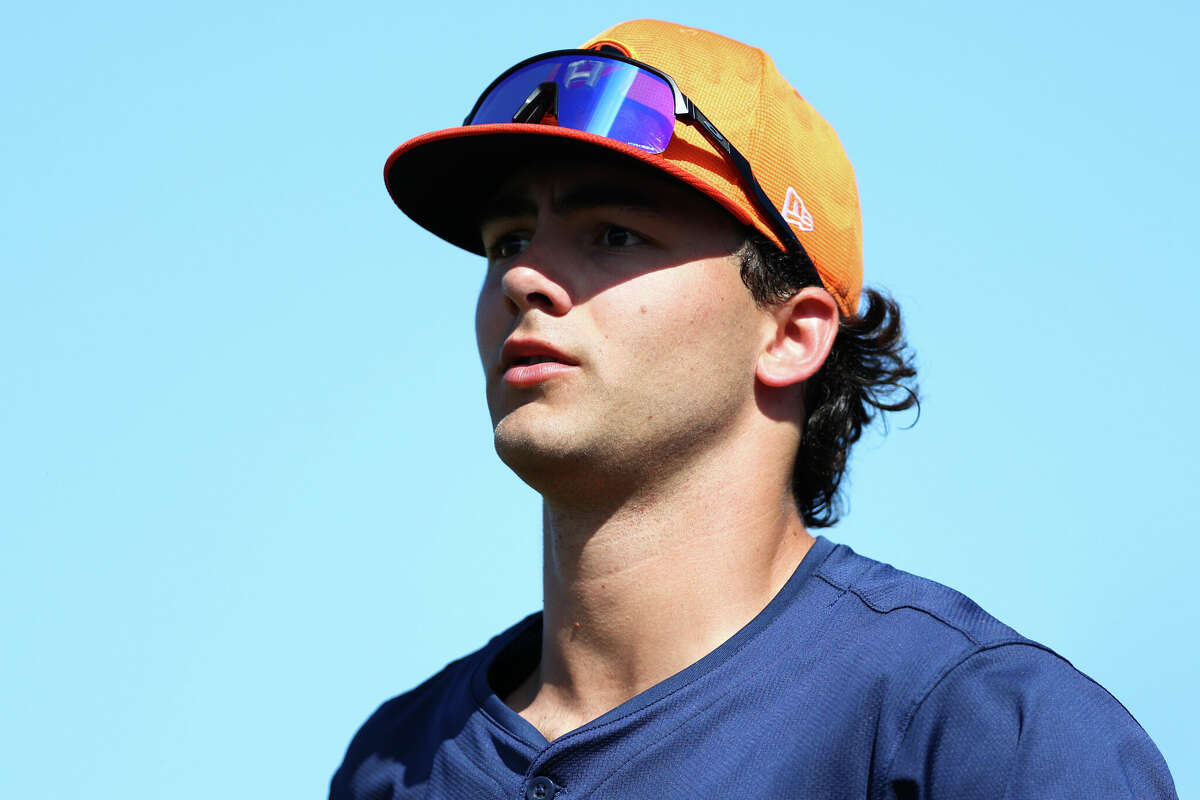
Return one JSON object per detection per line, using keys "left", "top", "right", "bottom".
{"left": 474, "top": 281, "right": 504, "bottom": 364}
{"left": 597, "top": 264, "right": 761, "bottom": 372}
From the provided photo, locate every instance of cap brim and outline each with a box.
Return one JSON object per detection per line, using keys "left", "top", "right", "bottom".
{"left": 383, "top": 123, "right": 757, "bottom": 255}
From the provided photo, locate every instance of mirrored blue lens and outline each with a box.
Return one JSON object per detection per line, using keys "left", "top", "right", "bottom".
{"left": 471, "top": 55, "right": 676, "bottom": 154}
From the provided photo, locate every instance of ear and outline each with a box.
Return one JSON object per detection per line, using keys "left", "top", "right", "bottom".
{"left": 756, "top": 287, "right": 840, "bottom": 388}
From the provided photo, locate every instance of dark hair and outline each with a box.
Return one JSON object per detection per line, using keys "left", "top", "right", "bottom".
{"left": 737, "top": 232, "right": 919, "bottom": 528}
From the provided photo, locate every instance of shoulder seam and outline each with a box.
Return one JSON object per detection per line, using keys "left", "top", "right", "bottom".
{"left": 814, "top": 571, "right": 983, "bottom": 647}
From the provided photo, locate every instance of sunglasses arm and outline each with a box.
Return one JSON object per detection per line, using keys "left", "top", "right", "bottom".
{"left": 683, "top": 102, "right": 821, "bottom": 286}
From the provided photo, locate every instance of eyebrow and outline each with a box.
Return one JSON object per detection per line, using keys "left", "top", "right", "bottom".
{"left": 480, "top": 183, "right": 668, "bottom": 228}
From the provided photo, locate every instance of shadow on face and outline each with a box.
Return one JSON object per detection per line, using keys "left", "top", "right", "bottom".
{"left": 477, "top": 151, "right": 748, "bottom": 305}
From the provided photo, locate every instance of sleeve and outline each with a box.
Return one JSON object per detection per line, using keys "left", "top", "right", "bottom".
{"left": 882, "top": 643, "right": 1177, "bottom": 800}
{"left": 329, "top": 696, "right": 400, "bottom": 800}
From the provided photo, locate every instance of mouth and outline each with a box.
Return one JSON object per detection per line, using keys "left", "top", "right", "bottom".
{"left": 499, "top": 339, "right": 579, "bottom": 386}
{"left": 508, "top": 354, "right": 566, "bottom": 367}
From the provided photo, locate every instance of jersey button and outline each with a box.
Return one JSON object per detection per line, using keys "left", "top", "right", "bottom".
{"left": 526, "top": 775, "right": 560, "bottom": 800}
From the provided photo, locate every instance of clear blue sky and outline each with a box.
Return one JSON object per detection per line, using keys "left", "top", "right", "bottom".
{"left": 3, "top": 0, "right": 1196, "bottom": 796}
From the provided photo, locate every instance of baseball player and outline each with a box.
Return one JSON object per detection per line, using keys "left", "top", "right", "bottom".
{"left": 331, "top": 19, "right": 1177, "bottom": 799}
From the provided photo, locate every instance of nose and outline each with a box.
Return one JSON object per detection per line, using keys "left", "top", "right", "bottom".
{"left": 499, "top": 244, "right": 573, "bottom": 317}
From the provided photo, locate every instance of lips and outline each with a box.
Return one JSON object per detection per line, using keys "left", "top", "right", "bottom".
{"left": 500, "top": 338, "right": 579, "bottom": 387}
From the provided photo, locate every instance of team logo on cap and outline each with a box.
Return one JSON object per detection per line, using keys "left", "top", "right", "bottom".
{"left": 782, "top": 187, "right": 814, "bottom": 233}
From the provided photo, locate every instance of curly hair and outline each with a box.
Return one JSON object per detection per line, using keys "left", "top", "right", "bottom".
{"left": 737, "top": 231, "right": 919, "bottom": 528}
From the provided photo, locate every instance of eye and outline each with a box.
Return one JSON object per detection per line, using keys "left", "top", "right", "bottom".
{"left": 599, "top": 225, "right": 645, "bottom": 248}
{"left": 485, "top": 231, "right": 530, "bottom": 261}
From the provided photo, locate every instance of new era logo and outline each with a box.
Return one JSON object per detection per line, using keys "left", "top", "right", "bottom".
{"left": 781, "top": 187, "right": 814, "bottom": 233}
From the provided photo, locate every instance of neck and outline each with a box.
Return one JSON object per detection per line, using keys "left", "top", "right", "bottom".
{"left": 504, "top": 427, "right": 814, "bottom": 741}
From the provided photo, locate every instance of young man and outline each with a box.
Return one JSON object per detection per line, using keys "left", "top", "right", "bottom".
{"left": 332, "top": 20, "right": 1176, "bottom": 799}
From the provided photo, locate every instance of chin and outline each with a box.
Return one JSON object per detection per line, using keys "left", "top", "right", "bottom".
{"left": 493, "top": 414, "right": 574, "bottom": 467}
{"left": 492, "top": 413, "right": 601, "bottom": 491}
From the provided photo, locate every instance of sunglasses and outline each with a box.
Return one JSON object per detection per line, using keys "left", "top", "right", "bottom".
{"left": 463, "top": 49, "right": 819, "bottom": 284}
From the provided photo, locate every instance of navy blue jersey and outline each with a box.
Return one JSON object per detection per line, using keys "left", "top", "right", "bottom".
{"left": 331, "top": 537, "right": 1176, "bottom": 799}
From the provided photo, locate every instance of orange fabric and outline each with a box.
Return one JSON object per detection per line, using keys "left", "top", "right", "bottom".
{"left": 580, "top": 21, "right": 863, "bottom": 315}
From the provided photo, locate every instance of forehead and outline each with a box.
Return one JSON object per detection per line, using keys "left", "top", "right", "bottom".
{"left": 481, "top": 154, "right": 737, "bottom": 227}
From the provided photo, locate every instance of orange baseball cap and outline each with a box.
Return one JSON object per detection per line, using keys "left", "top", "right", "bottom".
{"left": 384, "top": 19, "right": 863, "bottom": 315}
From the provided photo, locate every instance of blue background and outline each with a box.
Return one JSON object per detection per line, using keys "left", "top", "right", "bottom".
{"left": 3, "top": 0, "right": 1196, "bottom": 796}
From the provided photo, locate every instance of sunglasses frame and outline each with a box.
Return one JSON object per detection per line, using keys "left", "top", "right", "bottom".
{"left": 464, "top": 49, "right": 821, "bottom": 288}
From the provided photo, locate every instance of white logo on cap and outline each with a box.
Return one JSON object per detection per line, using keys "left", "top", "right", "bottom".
{"left": 782, "top": 186, "right": 814, "bottom": 233}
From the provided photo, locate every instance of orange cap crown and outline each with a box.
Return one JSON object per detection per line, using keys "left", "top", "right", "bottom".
{"left": 581, "top": 20, "right": 863, "bottom": 314}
